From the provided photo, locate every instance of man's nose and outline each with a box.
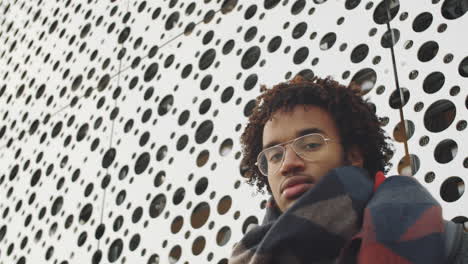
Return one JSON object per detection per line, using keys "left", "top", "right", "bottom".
{"left": 279, "top": 145, "right": 305, "bottom": 176}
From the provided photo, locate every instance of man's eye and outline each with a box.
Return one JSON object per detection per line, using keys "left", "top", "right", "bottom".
{"left": 269, "top": 153, "right": 282, "bottom": 163}
{"left": 304, "top": 143, "right": 321, "bottom": 150}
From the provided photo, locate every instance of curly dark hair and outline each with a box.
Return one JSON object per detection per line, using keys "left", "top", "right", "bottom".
{"left": 240, "top": 75, "right": 394, "bottom": 193}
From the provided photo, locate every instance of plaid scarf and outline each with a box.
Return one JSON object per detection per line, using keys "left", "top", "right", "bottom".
{"left": 229, "top": 166, "right": 445, "bottom": 264}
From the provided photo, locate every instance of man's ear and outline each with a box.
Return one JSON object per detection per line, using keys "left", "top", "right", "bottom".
{"left": 345, "top": 145, "right": 364, "bottom": 168}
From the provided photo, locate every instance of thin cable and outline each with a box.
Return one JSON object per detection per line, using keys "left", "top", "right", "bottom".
{"left": 384, "top": 0, "right": 411, "bottom": 174}
{"left": 95, "top": 0, "right": 129, "bottom": 254}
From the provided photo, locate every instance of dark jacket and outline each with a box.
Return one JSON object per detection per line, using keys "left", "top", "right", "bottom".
{"left": 451, "top": 222, "right": 468, "bottom": 263}
{"left": 229, "top": 166, "right": 468, "bottom": 264}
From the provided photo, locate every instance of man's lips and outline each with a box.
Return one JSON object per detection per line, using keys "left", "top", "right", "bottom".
{"left": 280, "top": 176, "right": 315, "bottom": 199}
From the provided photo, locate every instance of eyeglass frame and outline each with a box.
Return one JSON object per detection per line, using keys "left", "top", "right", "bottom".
{"left": 255, "top": 133, "right": 335, "bottom": 177}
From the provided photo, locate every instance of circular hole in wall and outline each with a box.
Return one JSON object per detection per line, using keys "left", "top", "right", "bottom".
{"left": 424, "top": 100, "right": 456, "bottom": 132}
{"left": 171, "top": 216, "right": 184, "bottom": 234}
{"left": 413, "top": 12, "right": 433, "bottom": 32}
{"left": 192, "top": 236, "right": 206, "bottom": 255}
{"left": 459, "top": 56, "right": 468, "bottom": 77}
{"left": 418, "top": 41, "right": 439, "bottom": 62}
{"left": 393, "top": 120, "right": 415, "bottom": 142}
{"left": 319, "top": 32, "right": 337, "bottom": 50}
{"left": 191, "top": 202, "right": 210, "bottom": 228}
{"left": 441, "top": 0, "right": 468, "bottom": 19}
{"left": 350, "top": 68, "right": 377, "bottom": 95}
{"left": 434, "top": 139, "right": 458, "bottom": 163}
{"left": 242, "top": 216, "right": 259, "bottom": 234}
{"left": 216, "top": 226, "right": 232, "bottom": 246}
{"left": 217, "top": 196, "right": 232, "bottom": 215}
{"left": 440, "top": 177, "right": 464, "bottom": 202}
{"left": 108, "top": 238, "right": 123, "bottom": 262}
{"left": 350, "top": 44, "right": 369, "bottom": 63}
{"left": 397, "top": 154, "right": 420, "bottom": 176}
{"left": 389, "top": 88, "right": 410, "bottom": 109}
{"left": 149, "top": 194, "right": 166, "bottom": 218}
{"left": 168, "top": 245, "right": 181, "bottom": 264}
{"left": 373, "top": 0, "right": 400, "bottom": 24}
{"left": 423, "top": 71, "right": 445, "bottom": 94}
{"left": 380, "top": 28, "right": 400, "bottom": 48}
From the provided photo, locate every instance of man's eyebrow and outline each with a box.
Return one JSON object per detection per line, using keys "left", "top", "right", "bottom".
{"left": 262, "top": 128, "right": 326, "bottom": 150}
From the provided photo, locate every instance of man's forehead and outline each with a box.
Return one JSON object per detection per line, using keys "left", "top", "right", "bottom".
{"left": 262, "top": 105, "right": 334, "bottom": 149}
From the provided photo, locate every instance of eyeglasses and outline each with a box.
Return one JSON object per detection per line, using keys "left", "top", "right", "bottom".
{"left": 255, "top": 133, "right": 334, "bottom": 177}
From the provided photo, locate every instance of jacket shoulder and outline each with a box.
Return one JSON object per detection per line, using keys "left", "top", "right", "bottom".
{"left": 453, "top": 229, "right": 468, "bottom": 264}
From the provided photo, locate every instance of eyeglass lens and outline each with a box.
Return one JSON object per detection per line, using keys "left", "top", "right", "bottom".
{"left": 257, "top": 134, "right": 327, "bottom": 176}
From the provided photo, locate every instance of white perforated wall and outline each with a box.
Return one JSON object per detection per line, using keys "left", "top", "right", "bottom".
{"left": 0, "top": 0, "right": 466, "bottom": 263}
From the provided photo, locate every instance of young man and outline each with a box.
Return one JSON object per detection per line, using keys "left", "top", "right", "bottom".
{"left": 230, "top": 76, "right": 467, "bottom": 263}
